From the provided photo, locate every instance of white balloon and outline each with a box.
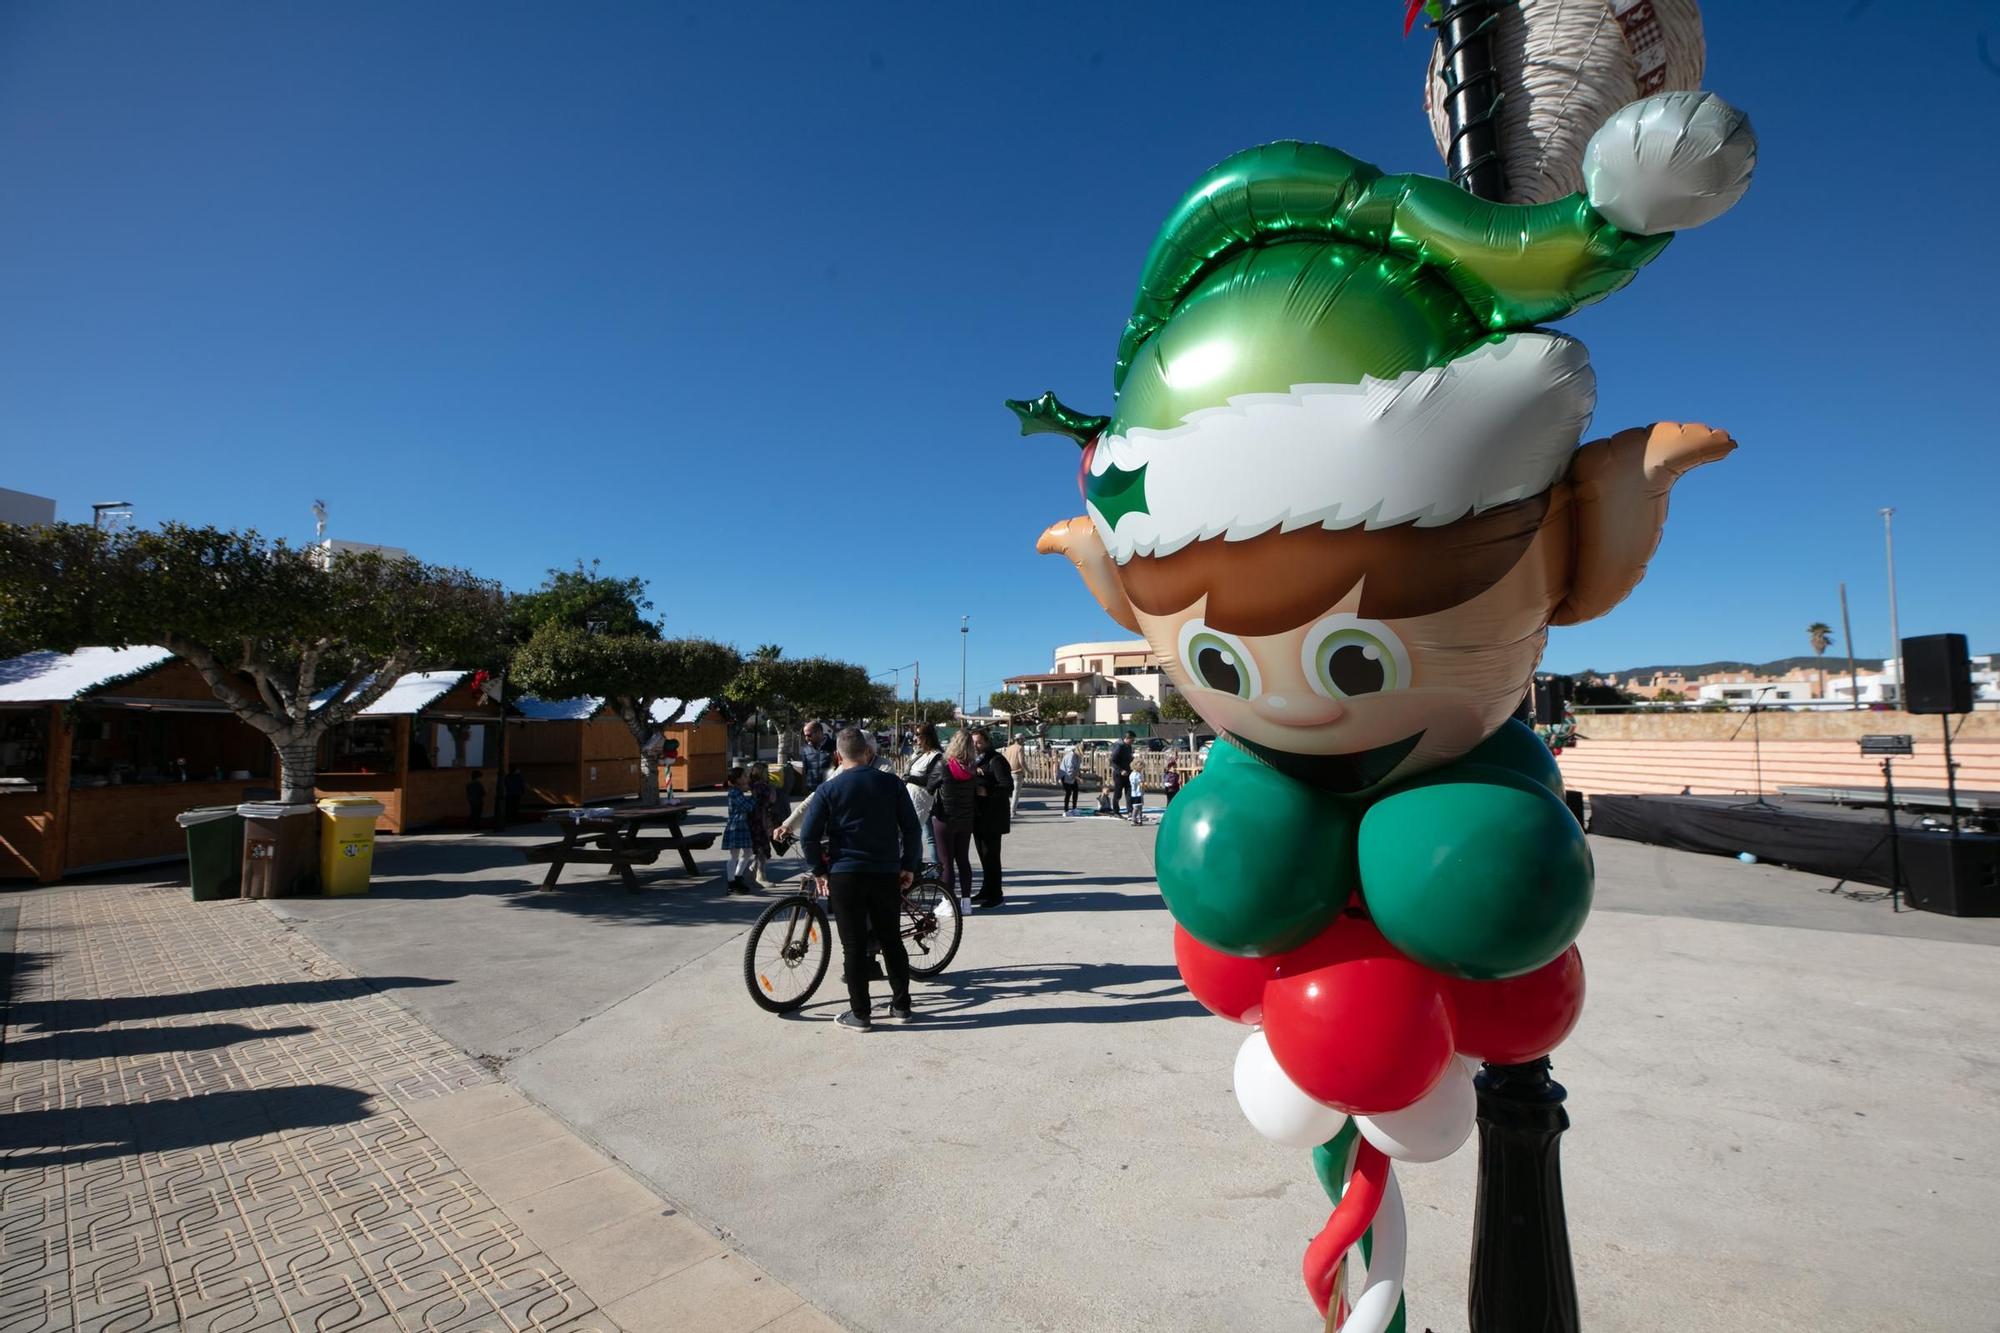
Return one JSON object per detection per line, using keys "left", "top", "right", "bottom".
{"left": 1233, "top": 1030, "right": 1348, "bottom": 1149}
{"left": 1356, "top": 1057, "right": 1475, "bottom": 1163}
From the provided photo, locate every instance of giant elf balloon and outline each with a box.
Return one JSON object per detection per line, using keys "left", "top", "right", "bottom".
{"left": 1010, "top": 20, "right": 1754, "bottom": 1327}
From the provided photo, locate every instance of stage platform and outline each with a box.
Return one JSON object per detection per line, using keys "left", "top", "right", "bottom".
{"left": 1590, "top": 793, "right": 1921, "bottom": 888}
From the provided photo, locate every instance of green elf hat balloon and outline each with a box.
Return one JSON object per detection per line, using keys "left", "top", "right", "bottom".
{"left": 1011, "top": 92, "right": 1753, "bottom": 568}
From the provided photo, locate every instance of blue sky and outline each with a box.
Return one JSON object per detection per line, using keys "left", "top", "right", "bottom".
{"left": 2, "top": 2, "right": 1995, "bottom": 699}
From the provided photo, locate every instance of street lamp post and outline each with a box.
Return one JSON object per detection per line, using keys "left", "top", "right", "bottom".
{"left": 959, "top": 616, "right": 969, "bottom": 717}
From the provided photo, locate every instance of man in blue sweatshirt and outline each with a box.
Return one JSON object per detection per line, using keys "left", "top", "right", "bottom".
{"left": 796, "top": 728, "right": 921, "bottom": 1031}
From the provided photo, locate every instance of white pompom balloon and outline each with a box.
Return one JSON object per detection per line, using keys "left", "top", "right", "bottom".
{"left": 1233, "top": 1030, "right": 1348, "bottom": 1149}
{"left": 1583, "top": 91, "right": 1757, "bottom": 235}
{"left": 1356, "top": 1055, "right": 1476, "bottom": 1163}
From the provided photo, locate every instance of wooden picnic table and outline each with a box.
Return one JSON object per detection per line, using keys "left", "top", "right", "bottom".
{"left": 522, "top": 801, "right": 718, "bottom": 892}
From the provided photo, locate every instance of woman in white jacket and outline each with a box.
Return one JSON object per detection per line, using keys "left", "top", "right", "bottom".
{"left": 901, "top": 723, "right": 947, "bottom": 876}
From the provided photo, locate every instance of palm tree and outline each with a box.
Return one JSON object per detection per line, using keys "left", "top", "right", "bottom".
{"left": 1807, "top": 622, "right": 1834, "bottom": 700}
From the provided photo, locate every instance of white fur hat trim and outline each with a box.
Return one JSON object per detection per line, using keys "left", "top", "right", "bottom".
{"left": 1088, "top": 332, "right": 1595, "bottom": 563}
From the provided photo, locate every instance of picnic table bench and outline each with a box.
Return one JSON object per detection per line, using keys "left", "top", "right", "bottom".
{"left": 523, "top": 801, "right": 717, "bottom": 892}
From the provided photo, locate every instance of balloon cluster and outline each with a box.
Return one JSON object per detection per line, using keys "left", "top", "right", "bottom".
{"left": 1166, "top": 726, "right": 1586, "bottom": 1317}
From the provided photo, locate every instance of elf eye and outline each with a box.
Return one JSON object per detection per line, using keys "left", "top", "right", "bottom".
{"left": 1177, "top": 622, "right": 1260, "bottom": 700}
{"left": 1301, "top": 616, "right": 1409, "bottom": 700}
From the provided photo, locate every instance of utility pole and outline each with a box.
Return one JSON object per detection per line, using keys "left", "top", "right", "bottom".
{"left": 1839, "top": 582, "right": 1861, "bottom": 710}
{"left": 1881, "top": 508, "right": 1902, "bottom": 709}
{"left": 959, "top": 616, "right": 970, "bottom": 718}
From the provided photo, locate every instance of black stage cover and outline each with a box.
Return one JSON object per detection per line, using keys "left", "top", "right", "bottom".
{"left": 1589, "top": 795, "right": 1915, "bottom": 887}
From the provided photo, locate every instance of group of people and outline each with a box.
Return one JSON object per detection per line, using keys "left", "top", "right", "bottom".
{"left": 898, "top": 723, "right": 1012, "bottom": 909}
{"left": 1054, "top": 731, "right": 1180, "bottom": 823}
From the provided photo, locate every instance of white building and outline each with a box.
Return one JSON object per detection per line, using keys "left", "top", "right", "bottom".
{"left": 1006, "top": 639, "right": 1183, "bottom": 724}
{"left": 314, "top": 538, "right": 411, "bottom": 566}
{"left": 0, "top": 488, "right": 57, "bottom": 527}
{"left": 1693, "top": 679, "right": 1820, "bottom": 707}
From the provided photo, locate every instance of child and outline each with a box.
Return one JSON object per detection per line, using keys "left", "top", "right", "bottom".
{"left": 722, "top": 766, "right": 758, "bottom": 894}
{"left": 1162, "top": 756, "right": 1181, "bottom": 805}
{"left": 746, "top": 762, "right": 776, "bottom": 884}
{"left": 1127, "top": 765, "right": 1145, "bottom": 825}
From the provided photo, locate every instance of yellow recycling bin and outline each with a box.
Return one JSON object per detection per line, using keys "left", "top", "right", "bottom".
{"left": 317, "top": 798, "right": 385, "bottom": 896}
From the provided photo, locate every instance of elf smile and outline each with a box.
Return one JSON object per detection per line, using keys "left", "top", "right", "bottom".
{"left": 1231, "top": 730, "right": 1426, "bottom": 795}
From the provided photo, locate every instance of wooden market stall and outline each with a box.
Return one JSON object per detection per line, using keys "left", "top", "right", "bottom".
{"left": 505, "top": 695, "right": 723, "bottom": 804}
{"left": 0, "top": 647, "right": 275, "bottom": 883}
{"left": 315, "top": 671, "right": 515, "bottom": 833}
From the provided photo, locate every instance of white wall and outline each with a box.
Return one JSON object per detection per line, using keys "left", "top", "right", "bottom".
{"left": 0, "top": 488, "right": 57, "bottom": 527}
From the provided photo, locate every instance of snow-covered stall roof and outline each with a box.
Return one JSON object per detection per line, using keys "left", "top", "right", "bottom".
{"left": 354, "top": 671, "right": 470, "bottom": 716}
{"left": 0, "top": 646, "right": 177, "bottom": 704}
{"left": 649, "top": 697, "right": 712, "bottom": 725}
{"left": 512, "top": 696, "right": 603, "bottom": 722}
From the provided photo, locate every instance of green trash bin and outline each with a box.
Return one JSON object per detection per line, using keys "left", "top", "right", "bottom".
{"left": 176, "top": 805, "right": 244, "bottom": 901}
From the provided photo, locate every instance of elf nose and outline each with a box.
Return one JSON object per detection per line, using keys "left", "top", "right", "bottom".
{"left": 1251, "top": 693, "right": 1344, "bottom": 727}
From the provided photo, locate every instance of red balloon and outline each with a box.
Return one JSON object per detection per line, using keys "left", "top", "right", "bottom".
{"left": 1449, "top": 945, "right": 1585, "bottom": 1064}
{"left": 1175, "top": 911, "right": 1395, "bottom": 1025}
{"left": 1174, "top": 924, "right": 1276, "bottom": 1024}
{"left": 1262, "top": 956, "right": 1457, "bottom": 1114}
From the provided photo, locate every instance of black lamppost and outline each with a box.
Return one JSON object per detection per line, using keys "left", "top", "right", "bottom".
{"left": 1429, "top": 0, "right": 1580, "bottom": 1320}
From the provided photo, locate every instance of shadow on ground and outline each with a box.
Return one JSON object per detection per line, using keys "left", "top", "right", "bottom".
{"left": 2, "top": 1021, "right": 316, "bottom": 1062}
{"left": 0, "top": 1084, "right": 377, "bottom": 1166}
{"left": 834, "top": 960, "right": 1199, "bottom": 1029}
{"left": 6, "top": 976, "right": 450, "bottom": 1032}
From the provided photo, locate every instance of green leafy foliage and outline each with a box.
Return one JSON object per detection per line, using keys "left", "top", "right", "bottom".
{"left": 506, "top": 561, "right": 658, "bottom": 646}
{"left": 511, "top": 625, "right": 740, "bottom": 731}
{"left": 883, "top": 698, "right": 960, "bottom": 726}
{"left": 1160, "top": 690, "right": 1202, "bottom": 723}
{"left": 0, "top": 521, "right": 498, "bottom": 710}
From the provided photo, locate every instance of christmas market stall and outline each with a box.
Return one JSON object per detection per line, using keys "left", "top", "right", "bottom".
{"left": 314, "top": 670, "right": 508, "bottom": 832}
{"left": 0, "top": 646, "right": 273, "bottom": 883}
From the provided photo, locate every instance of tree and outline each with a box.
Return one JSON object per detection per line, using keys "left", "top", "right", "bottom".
{"left": 1807, "top": 621, "right": 1834, "bottom": 699}
{"left": 892, "top": 699, "right": 962, "bottom": 726}
{"left": 0, "top": 522, "right": 501, "bottom": 803}
{"left": 505, "top": 561, "right": 656, "bottom": 644}
{"left": 511, "top": 625, "right": 740, "bottom": 805}
{"left": 712, "top": 644, "right": 784, "bottom": 760}
{"left": 721, "top": 653, "right": 875, "bottom": 763}
{"left": 1653, "top": 687, "right": 1686, "bottom": 705}
{"left": 988, "top": 690, "right": 1034, "bottom": 719}
{"left": 1160, "top": 690, "right": 1202, "bottom": 724}
{"left": 1035, "top": 691, "right": 1090, "bottom": 723}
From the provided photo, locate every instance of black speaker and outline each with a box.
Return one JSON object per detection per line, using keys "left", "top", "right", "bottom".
{"left": 1532, "top": 674, "right": 1574, "bottom": 725}
{"left": 1901, "top": 633, "right": 1972, "bottom": 715}
{"left": 1901, "top": 831, "right": 2000, "bottom": 917}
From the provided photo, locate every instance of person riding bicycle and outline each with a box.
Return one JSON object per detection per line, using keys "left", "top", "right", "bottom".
{"left": 793, "top": 727, "right": 921, "bottom": 1031}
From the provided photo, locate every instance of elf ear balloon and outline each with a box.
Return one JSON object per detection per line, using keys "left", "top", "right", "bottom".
{"left": 1019, "top": 52, "right": 1752, "bottom": 1327}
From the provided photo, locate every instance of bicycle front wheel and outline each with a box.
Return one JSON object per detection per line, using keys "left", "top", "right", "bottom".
{"left": 744, "top": 894, "right": 832, "bottom": 1013}
{"left": 901, "top": 875, "right": 962, "bottom": 978}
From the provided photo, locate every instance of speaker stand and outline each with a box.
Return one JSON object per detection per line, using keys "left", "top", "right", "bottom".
{"left": 1940, "top": 715, "right": 1962, "bottom": 835}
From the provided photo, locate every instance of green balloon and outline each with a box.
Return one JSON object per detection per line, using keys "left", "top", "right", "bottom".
{"left": 1461, "top": 717, "right": 1565, "bottom": 800}
{"left": 1357, "top": 764, "right": 1592, "bottom": 980}
{"left": 1156, "top": 746, "right": 1359, "bottom": 956}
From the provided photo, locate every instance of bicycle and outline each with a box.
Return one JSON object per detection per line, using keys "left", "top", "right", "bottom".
{"left": 743, "top": 861, "right": 962, "bottom": 1013}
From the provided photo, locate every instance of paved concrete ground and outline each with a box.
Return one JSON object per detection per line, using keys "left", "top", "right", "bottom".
{"left": 48, "top": 795, "right": 2000, "bottom": 1332}
{"left": 0, "top": 875, "right": 839, "bottom": 1332}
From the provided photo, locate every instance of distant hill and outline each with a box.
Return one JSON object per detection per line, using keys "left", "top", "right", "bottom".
{"left": 1590, "top": 654, "right": 1882, "bottom": 681}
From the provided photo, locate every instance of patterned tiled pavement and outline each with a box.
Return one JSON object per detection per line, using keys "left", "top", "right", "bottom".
{"left": 0, "top": 884, "right": 839, "bottom": 1333}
